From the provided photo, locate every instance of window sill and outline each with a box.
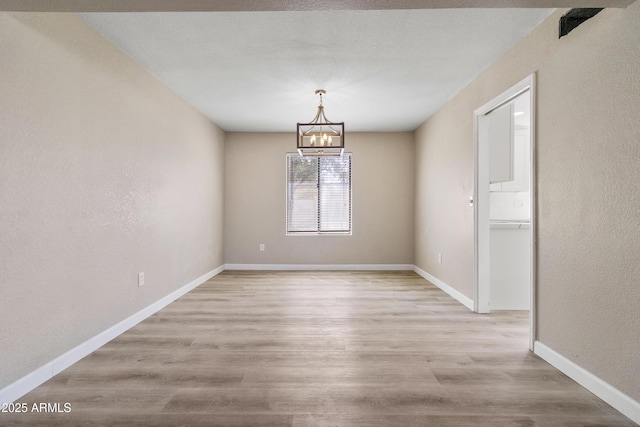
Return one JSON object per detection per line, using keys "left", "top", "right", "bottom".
{"left": 286, "top": 232, "right": 352, "bottom": 236}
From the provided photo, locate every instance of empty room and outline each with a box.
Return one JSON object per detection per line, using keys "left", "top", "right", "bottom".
{"left": 1, "top": 1, "right": 639, "bottom": 426}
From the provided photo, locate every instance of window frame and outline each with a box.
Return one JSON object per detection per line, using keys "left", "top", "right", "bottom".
{"left": 286, "top": 153, "right": 352, "bottom": 236}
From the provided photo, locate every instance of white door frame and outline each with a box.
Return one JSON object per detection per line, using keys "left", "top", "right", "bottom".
{"left": 473, "top": 74, "right": 537, "bottom": 350}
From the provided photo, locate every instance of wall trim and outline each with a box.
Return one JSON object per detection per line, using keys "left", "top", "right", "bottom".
{"left": 534, "top": 341, "right": 640, "bottom": 425}
{"left": 224, "top": 263, "right": 415, "bottom": 271}
{"left": 413, "top": 266, "right": 474, "bottom": 311}
{"left": 0, "top": 265, "right": 225, "bottom": 404}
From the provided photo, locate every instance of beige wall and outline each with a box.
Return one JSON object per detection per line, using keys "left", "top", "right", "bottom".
{"left": 415, "top": 95, "right": 476, "bottom": 296}
{"left": 0, "top": 13, "right": 225, "bottom": 388}
{"left": 415, "top": 4, "right": 640, "bottom": 401}
{"left": 225, "top": 132, "right": 414, "bottom": 266}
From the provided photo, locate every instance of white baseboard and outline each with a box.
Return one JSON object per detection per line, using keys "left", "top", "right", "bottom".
{"left": 0, "top": 265, "right": 225, "bottom": 405}
{"left": 224, "top": 263, "right": 414, "bottom": 271}
{"left": 534, "top": 341, "right": 640, "bottom": 425}
{"left": 413, "top": 266, "right": 474, "bottom": 311}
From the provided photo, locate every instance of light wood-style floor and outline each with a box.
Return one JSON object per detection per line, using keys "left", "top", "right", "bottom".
{"left": 2, "top": 271, "right": 635, "bottom": 426}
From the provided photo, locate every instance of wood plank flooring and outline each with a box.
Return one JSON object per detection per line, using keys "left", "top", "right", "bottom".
{"left": 1, "top": 271, "right": 635, "bottom": 426}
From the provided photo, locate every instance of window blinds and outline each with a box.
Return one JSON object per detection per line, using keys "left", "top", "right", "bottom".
{"left": 287, "top": 154, "right": 351, "bottom": 234}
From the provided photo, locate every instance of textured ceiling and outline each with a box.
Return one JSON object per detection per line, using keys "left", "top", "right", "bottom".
{"left": 80, "top": 8, "right": 556, "bottom": 132}
{"left": 10, "top": 0, "right": 633, "bottom": 131}
{"left": 1, "top": 0, "right": 636, "bottom": 11}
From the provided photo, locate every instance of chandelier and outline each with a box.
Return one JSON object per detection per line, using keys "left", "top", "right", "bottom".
{"left": 297, "top": 90, "right": 345, "bottom": 156}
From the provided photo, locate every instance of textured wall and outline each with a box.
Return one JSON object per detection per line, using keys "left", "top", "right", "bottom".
{"left": 0, "top": 13, "right": 225, "bottom": 388}
{"left": 224, "top": 132, "right": 415, "bottom": 265}
{"left": 414, "top": 94, "right": 476, "bottom": 297}
{"left": 415, "top": 4, "right": 640, "bottom": 401}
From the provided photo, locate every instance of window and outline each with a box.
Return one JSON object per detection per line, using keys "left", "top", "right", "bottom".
{"left": 286, "top": 153, "right": 352, "bottom": 234}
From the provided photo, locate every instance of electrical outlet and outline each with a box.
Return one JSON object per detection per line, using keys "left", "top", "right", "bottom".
{"left": 259, "top": 244, "right": 265, "bottom": 252}
{"left": 438, "top": 253, "right": 442, "bottom": 264}
{"left": 138, "top": 272, "right": 144, "bottom": 287}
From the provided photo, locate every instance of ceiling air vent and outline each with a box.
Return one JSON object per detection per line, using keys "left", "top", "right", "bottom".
{"left": 559, "top": 8, "right": 604, "bottom": 38}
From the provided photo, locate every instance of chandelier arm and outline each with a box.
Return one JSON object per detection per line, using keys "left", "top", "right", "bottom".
{"left": 326, "top": 125, "right": 341, "bottom": 134}
{"left": 318, "top": 109, "right": 334, "bottom": 124}
{"left": 311, "top": 107, "right": 323, "bottom": 123}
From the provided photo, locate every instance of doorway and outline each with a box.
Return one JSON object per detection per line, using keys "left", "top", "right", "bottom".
{"left": 473, "top": 75, "right": 536, "bottom": 350}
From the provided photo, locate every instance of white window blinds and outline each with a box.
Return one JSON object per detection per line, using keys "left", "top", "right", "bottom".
{"left": 287, "top": 154, "right": 352, "bottom": 234}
